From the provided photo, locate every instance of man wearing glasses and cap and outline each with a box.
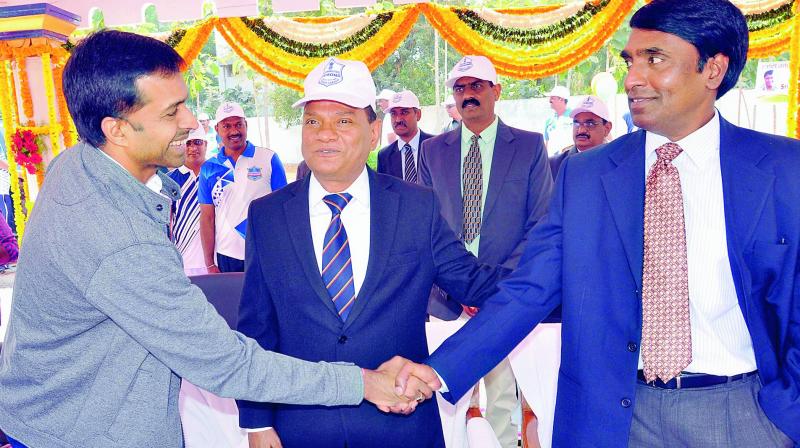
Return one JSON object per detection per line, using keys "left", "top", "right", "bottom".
{"left": 549, "top": 95, "right": 614, "bottom": 178}
{"left": 235, "top": 57, "right": 506, "bottom": 448}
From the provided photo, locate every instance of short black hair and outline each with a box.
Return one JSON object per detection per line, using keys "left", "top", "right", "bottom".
{"left": 364, "top": 105, "right": 377, "bottom": 123}
{"left": 764, "top": 70, "right": 774, "bottom": 77}
{"left": 630, "top": 0, "right": 748, "bottom": 98}
{"left": 63, "top": 29, "right": 184, "bottom": 148}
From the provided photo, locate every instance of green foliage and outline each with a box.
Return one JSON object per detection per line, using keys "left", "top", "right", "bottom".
{"left": 270, "top": 86, "right": 303, "bottom": 128}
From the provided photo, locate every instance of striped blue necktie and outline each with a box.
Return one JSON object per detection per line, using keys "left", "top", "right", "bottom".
{"left": 321, "top": 193, "right": 356, "bottom": 321}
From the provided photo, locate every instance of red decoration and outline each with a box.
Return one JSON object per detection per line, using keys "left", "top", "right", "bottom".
{"left": 11, "top": 129, "right": 43, "bottom": 175}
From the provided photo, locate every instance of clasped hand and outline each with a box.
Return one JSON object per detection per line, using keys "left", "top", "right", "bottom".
{"left": 362, "top": 356, "right": 441, "bottom": 414}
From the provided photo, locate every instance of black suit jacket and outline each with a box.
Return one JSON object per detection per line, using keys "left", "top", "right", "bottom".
{"left": 377, "top": 130, "right": 434, "bottom": 181}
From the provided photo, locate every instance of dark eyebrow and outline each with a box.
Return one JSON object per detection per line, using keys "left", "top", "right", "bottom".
{"left": 162, "top": 97, "right": 186, "bottom": 115}
{"left": 620, "top": 47, "right": 666, "bottom": 59}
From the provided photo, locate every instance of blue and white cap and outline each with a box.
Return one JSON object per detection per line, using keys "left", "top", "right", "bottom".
{"left": 292, "top": 57, "right": 376, "bottom": 109}
{"left": 445, "top": 55, "right": 498, "bottom": 88}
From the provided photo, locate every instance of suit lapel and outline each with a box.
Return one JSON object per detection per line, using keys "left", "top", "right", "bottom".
{"left": 719, "top": 118, "right": 774, "bottom": 300}
{"left": 483, "top": 120, "right": 515, "bottom": 220}
{"left": 283, "top": 178, "right": 341, "bottom": 319}
{"left": 442, "top": 130, "right": 464, "bottom": 233}
{"left": 344, "top": 171, "right": 399, "bottom": 328}
{"left": 387, "top": 141, "right": 402, "bottom": 178}
{"left": 600, "top": 131, "right": 646, "bottom": 289}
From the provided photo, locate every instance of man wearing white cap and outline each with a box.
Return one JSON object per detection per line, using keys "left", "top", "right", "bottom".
{"left": 377, "top": 88, "right": 397, "bottom": 146}
{"left": 442, "top": 94, "right": 462, "bottom": 133}
{"left": 549, "top": 95, "right": 613, "bottom": 178}
{"left": 168, "top": 126, "right": 209, "bottom": 276}
{"left": 418, "top": 55, "right": 553, "bottom": 448}
{"left": 197, "top": 102, "right": 288, "bottom": 273}
{"left": 236, "top": 57, "right": 505, "bottom": 448}
{"left": 543, "top": 85, "right": 573, "bottom": 156}
{"left": 377, "top": 90, "right": 433, "bottom": 183}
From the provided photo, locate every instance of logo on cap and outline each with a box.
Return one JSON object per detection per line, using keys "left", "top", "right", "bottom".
{"left": 392, "top": 93, "right": 403, "bottom": 103}
{"left": 319, "top": 58, "right": 345, "bottom": 87}
{"left": 582, "top": 97, "right": 595, "bottom": 107}
{"left": 223, "top": 103, "right": 235, "bottom": 113}
{"left": 457, "top": 57, "right": 473, "bottom": 72}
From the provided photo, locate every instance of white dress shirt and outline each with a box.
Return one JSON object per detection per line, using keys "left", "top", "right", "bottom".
{"left": 639, "top": 111, "right": 757, "bottom": 375}
{"left": 309, "top": 167, "right": 371, "bottom": 301}
{"left": 397, "top": 130, "right": 422, "bottom": 180}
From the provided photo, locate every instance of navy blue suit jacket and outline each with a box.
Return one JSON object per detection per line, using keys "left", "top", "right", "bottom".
{"left": 376, "top": 130, "right": 434, "bottom": 180}
{"left": 418, "top": 120, "right": 554, "bottom": 320}
{"left": 236, "top": 170, "right": 503, "bottom": 448}
{"left": 428, "top": 117, "right": 800, "bottom": 446}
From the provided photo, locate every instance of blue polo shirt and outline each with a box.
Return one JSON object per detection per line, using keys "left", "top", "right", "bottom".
{"left": 198, "top": 141, "right": 287, "bottom": 259}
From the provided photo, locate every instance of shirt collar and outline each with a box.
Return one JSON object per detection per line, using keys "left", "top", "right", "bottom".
{"left": 461, "top": 116, "right": 499, "bottom": 147}
{"left": 217, "top": 141, "right": 255, "bottom": 163}
{"left": 99, "top": 149, "right": 164, "bottom": 194}
{"left": 309, "top": 166, "right": 370, "bottom": 211}
{"left": 645, "top": 110, "right": 720, "bottom": 169}
{"left": 397, "top": 131, "right": 421, "bottom": 152}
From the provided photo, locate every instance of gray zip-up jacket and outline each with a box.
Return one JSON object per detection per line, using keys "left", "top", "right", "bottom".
{"left": 0, "top": 143, "right": 363, "bottom": 447}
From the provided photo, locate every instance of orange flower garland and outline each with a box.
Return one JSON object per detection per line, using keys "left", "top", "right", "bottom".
{"left": 14, "top": 56, "right": 34, "bottom": 126}
{"left": 52, "top": 65, "right": 77, "bottom": 148}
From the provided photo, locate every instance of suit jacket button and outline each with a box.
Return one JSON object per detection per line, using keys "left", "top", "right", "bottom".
{"left": 627, "top": 342, "right": 638, "bottom": 352}
{"left": 156, "top": 204, "right": 163, "bottom": 211}
{"left": 338, "top": 335, "right": 348, "bottom": 344}
{"left": 621, "top": 398, "right": 632, "bottom": 408}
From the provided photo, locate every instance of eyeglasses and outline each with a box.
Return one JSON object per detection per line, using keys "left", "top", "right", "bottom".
{"left": 453, "top": 81, "right": 491, "bottom": 94}
{"left": 572, "top": 120, "right": 606, "bottom": 129}
{"left": 186, "top": 139, "right": 205, "bottom": 146}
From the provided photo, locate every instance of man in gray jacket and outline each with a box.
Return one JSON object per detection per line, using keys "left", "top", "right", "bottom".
{"left": 0, "top": 30, "right": 436, "bottom": 448}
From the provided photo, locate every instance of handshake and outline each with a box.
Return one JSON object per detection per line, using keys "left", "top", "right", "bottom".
{"left": 362, "top": 356, "right": 442, "bottom": 414}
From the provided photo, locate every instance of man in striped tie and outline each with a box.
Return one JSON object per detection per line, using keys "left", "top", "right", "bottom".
{"left": 377, "top": 89, "right": 433, "bottom": 184}
{"left": 237, "top": 57, "right": 505, "bottom": 448}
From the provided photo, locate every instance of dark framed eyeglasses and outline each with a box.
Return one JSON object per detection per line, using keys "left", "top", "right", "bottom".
{"left": 186, "top": 139, "right": 205, "bottom": 146}
{"left": 572, "top": 120, "right": 606, "bottom": 129}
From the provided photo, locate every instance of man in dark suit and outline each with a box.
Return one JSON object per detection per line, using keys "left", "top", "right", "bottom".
{"left": 376, "top": 89, "right": 433, "bottom": 183}
{"left": 418, "top": 55, "right": 553, "bottom": 448}
{"left": 237, "top": 57, "right": 504, "bottom": 448}
{"left": 403, "top": 1, "right": 799, "bottom": 446}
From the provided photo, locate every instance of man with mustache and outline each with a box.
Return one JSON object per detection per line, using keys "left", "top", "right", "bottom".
{"left": 418, "top": 55, "right": 553, "bottom": 448}
{"left": 377, "top": 90, "right": 433, "bottom": 184}
{"left": 198, "top": 102, "right": 288, "bottom": 273}
{"left": 549, "top": 95, "right": 613, "bottom": 179}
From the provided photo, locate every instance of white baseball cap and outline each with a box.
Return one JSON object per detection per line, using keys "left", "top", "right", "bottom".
{"left": 187, "top": 126, "right": 206, "bottom": 141}
{"left": 385, "top": 90, "right": 420, "bottom": 112}
{"left": 215, "top": 102, "right": 245, "bottom": 122}
{"left": 444, "top": 95, "right": 456, "bottom": 107}
{"left": 293, "top": 57, "right": 377, "bottom": 109}
{"left": 445, "top": 55, "right": 498, "bottom": 88}
{"left": 198, "top": 112, "right": 210, "bottom": 121}
{"left": 569, "top": 95, "right": 611, "bottom": 122}
{"left": 547, "top": 85, "right": 570, "bottom": 100}
{"left": 376, "top": 89, "right": 396, "bottom": 101}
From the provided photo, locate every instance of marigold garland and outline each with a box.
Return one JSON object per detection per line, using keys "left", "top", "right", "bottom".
{"left": 52, "top": 65, "right": 77, "bottom": 148}
{"left": 241, "top": 13, "right": 393, "bottom": 58}
{"left": 0, "top": 60, "right": 26, "bottom": 241}
{"left": 15, "top": 56, "right": 34, "bottom": 126}
{"left": 475, "top": 3, "right": 586, "bottom": 30}
{"left": 267, "top": 14, "right": 376, "bottom": 44}
{"left": 456, "top": 1, "right": 606, "bottom": 46}
{"left": 41, "top": 52, "right": 62, "bottom": 165}
{"left": 747, "top": 1, "right": 794, "bottom": 31}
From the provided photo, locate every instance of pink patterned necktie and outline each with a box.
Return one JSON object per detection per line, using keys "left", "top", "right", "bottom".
{"left": 641, "top": 142, "right": 692, "bottom": 383}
